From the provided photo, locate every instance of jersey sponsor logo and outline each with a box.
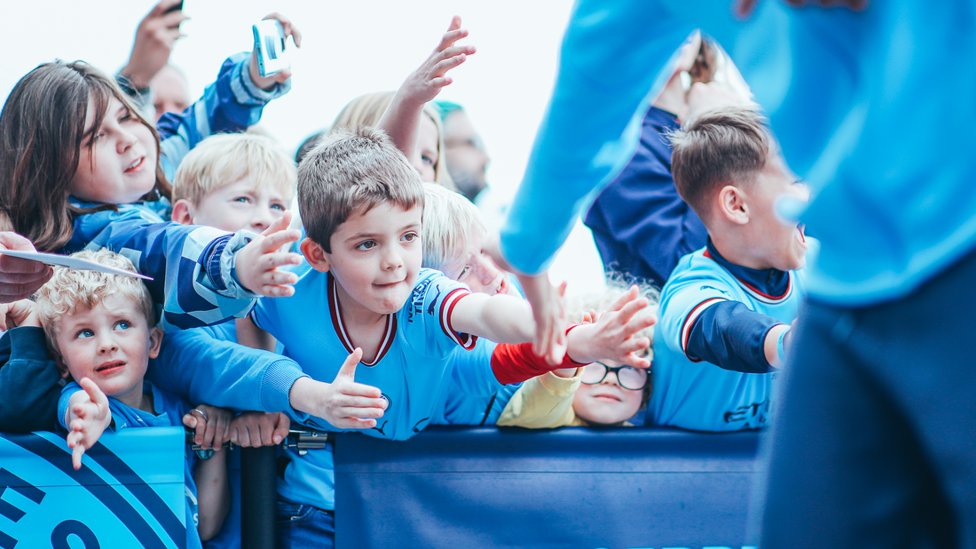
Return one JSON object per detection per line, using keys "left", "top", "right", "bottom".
{"left": 723, "top": 398, "right": 771, "bottom": 427}
{"left": 0, "top": 429, "right": 187, "bottom": 549}
{"left": 410, "top": 275, "right": 435, "bottom": 322}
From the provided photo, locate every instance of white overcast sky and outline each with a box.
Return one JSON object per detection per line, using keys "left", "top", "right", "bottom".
{"left": 2, "top": 1, "right": 609, "bottom": 295}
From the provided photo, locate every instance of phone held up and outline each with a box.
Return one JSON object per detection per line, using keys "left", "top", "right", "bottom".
{"left": 253, "top": 20, "right": 290, "bottom": 77}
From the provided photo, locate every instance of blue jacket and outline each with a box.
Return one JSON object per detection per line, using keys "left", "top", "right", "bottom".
{"left": 0, "top": 327, "right": 64, "bottom": 433}
{"left": 64, "top": 52, "right": 291, "bottom": 330}
{"left": 583, "top": 106, "right": 706, "bottom": 288}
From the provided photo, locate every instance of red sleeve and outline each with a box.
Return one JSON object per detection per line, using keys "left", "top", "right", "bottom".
{"left": 490, "top": 325, "right": 583, "bottom": 385}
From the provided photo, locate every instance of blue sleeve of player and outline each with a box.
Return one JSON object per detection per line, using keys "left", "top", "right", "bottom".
{"left": 401, "top": 269, "right": 477, "bottom": 358}
{"left": 156, "top": 52, "right": 291, "bottom": 180}
{"left": 685, "top": 301, "right": 782, "bottom": 374}
{"left": 66, "top": 205, "right": 259, "bottom": 330}
{"left": 148, "top": 327, "right": 310, "bottom": 419}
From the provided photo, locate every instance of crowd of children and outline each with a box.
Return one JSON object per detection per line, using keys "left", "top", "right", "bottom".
{"left": 0, "top": 3, "right": 818, "bottom": 548}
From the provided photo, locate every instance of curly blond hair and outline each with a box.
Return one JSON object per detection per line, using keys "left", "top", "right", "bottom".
{"left": 34, "top": 249, "right": 154, "bottom": 359}
{"left": 567, "top": 276, "right": 660, "bottom": 361}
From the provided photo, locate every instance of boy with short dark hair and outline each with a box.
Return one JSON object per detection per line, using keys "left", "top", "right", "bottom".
{"left": 237, "top": 125, "right": 610, "bottom": 547}
{"left": 651, "top": 106, "right": 809, "bottom": 431}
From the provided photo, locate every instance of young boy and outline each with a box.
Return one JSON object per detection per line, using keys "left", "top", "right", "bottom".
{"left": 170, "top": 133, "right": 297, "bottom": 235}
{"left": 34, "top": 249, "right": 230, "bottom": 548}
{"left": 650, "top": 106, "right": 809, "bottom": 432}
{"left": 421, "top": 182, "right": 521, "bottom": 297}
{"left": 236, "top": 125, "right": 650, "bottom": 547}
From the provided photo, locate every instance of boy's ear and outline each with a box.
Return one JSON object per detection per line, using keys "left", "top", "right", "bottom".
{"left": 147, "top": 327, "right": 163, "bottom": 360}
{"left": 300, "top": 238, "right": 331, "bottom": 273}
{"left": 717, "top": 185, "right": 750, "bottom": 225}
{"left": 170, "top": 199, "right": 195, "bottom": 226}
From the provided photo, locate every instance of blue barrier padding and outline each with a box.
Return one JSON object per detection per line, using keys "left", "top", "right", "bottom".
{"left": 334, "top": 426, "right": 762, "bottom": 549}
{"left": 0, "top": 428, "right": 186, "bottom": 549}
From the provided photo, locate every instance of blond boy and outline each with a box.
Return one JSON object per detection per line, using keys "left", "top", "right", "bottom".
{"left": 170, "top": 133, "right": 297, "bottom": 234}
{"left": 35, "top": 249, "right": 230, "bottom": 546}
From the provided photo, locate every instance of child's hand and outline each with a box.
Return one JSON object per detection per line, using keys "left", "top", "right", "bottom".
{"left": 229, "top": 411, "right": 290, "bottom": 447}
{"left": 288, "top": 348, "right": 388, "bottom": 429}
{"left": 183, "top": 405, "right": 232, "bottom": 451}
{"left": 0, "top": 232, "right": 53, "bottom": 303}
{"left": 567, "top": 286, "right": 655, "bottom": 369}
{"left": 249, "top": 12, "right": 302, "bottom": 91}
{"left": 66, "top": 378, "right": 112, "bottom": 470}
{"left": 236, "top": 211, "right": 302, "bottom": 297}
{"left": 400, "top": 16, "right": 475, "bottom": 107}
{"left": 0, "top": 298, "right": 39, "bottom": 331}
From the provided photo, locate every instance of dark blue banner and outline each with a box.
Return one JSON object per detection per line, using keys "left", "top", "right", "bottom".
{"left": 334, "top": 426, "right": 762, "bottom": 549}
{"left": 0, "top": 428, "right": 186, "bottom": 549}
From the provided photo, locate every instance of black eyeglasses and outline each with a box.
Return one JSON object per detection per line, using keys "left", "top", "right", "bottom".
{"left": 580, "top": 362, "right": 648, "bottom": 391}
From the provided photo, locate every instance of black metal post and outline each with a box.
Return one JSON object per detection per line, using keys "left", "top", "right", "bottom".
{"left": 241, "top": 445, "right": 276, "bottom": 549}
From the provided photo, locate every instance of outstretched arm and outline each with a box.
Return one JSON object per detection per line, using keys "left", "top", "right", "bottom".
{"left": 286, "top": 348, "right": 388, "bottom": 430}
{"left": 65, "top": 378, "right": 112, "bottom": 470}
{"left": 377, "top": 16, "right": 475, "bottom": 158}
{"left": 449, "top": 293, "right": 538, "bottom": 346}
{"left": 564, "top": 286, "right": 655, "bottom": 368}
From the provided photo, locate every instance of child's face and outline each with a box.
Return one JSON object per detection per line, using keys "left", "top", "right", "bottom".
{"left": 54, "top": 294, "right": 162, "bottom": 408}
{"left": 320, "top": 203, "right": 423, "bottom": 315}
{"left": 440, "top": 230, "right": 520, "bottom": 297}
{"left": 188, "top": 176, "right": 290, "bottom": 233}
{"left": 69, "top": 95, "right": 157, "bottom": 205}
{"left": 742, "top": 156, "right": 809, "bottom": 271}
{"left": 412, "top": 114, "right": 439, "bottom": 183}
{"left": 572, "top": 360, "right": 647, "bottom": 426}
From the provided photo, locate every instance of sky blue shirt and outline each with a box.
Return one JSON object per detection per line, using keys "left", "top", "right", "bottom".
{"left": 651, "top": 247, "right": 806, "bottom": 431}
{"left": 59, "top": 381, "right": 202, "bottom": 549}
{"left": 501, "top": 0, "right": 976, "bottom": 306}
{"left": 250, "top": 268, "right": 477, "bottom": 510}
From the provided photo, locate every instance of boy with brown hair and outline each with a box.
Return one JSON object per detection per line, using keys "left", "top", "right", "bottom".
{"left": 237, "top": 124, "right": 643, "bottom": 547}
{"left": 650, "top": 106, "right": 809, "bottom": 432}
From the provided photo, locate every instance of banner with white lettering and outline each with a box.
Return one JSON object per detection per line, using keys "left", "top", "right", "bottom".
{"left": 0, "top": 428, "right": 186, "bottom": 549}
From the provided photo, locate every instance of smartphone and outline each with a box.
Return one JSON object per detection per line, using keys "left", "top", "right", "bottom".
{"left": 163, "top": 1, "right": 183, "bottom": 14}
{"left": 253, "top": 20, "right": 290, "bottom": 78}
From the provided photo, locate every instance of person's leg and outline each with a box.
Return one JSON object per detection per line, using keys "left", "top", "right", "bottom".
{"left": 275, "top": 496, "right": 335, "bottom": 549}
{"left": 759, "top": 249, "right": 976, "bottom": 548}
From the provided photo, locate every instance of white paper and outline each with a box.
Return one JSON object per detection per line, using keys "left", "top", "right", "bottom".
{"left": 1, "top": 250, "right": 153, "bottom": 281}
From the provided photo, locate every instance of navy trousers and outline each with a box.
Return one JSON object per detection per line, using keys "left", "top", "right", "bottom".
{"left": 759, "top": 249, "right": 976, "bottom": 548}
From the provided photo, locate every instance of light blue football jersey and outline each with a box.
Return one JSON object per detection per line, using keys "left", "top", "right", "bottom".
{"left": 650, "top": 247, "right": 806, "bottom": 432}
{"left": 250, "top": 268, "right": 476, "bottom": 510}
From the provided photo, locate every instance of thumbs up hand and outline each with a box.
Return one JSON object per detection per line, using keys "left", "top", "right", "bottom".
{"left": 288, "top": 348, "right": 388, "bottom": 429}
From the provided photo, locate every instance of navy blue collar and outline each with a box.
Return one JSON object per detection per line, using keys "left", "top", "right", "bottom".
{"left": 704, "top": 239, "right": 791, "bottom": 302}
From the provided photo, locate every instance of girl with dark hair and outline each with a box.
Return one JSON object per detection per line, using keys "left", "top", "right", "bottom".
{"left": 0, "top": 20, "right": 302, "bottom": 330}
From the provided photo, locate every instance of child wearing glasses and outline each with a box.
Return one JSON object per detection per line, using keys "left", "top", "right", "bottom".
{"left": 497, "top": 282, "right": 658, "bottom": 428}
